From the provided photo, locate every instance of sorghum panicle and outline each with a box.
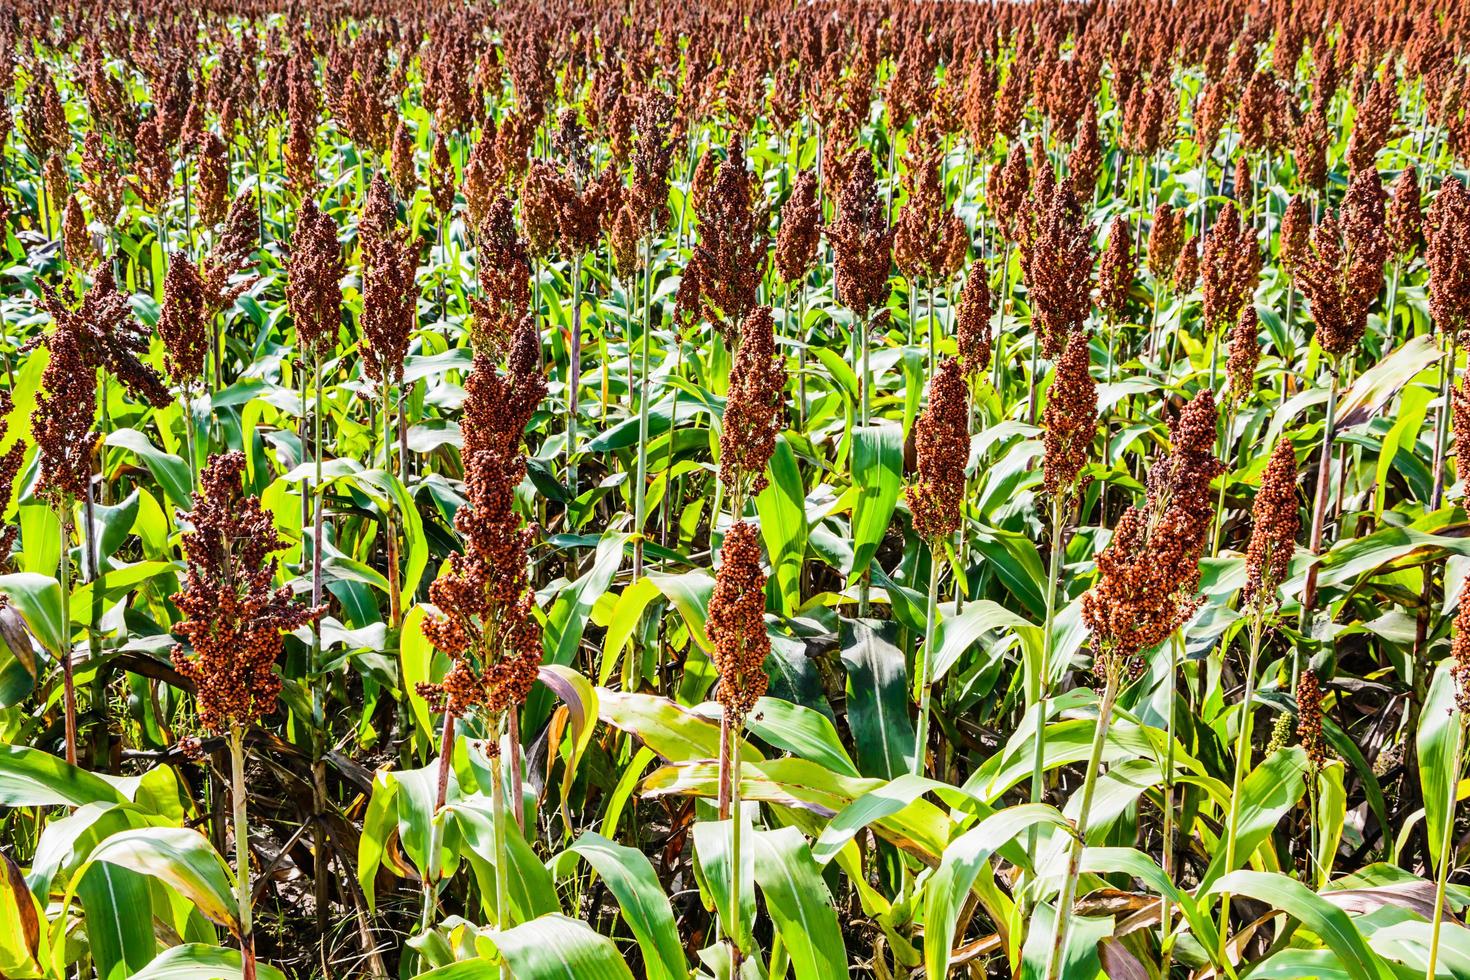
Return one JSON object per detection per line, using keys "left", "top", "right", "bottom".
{"left": 172, "top": 451, "right": 322, "bottom": 732}
{"left": 1298, "top": 169, "right": 1389, "bottom": 358}
{"left": 707, "top": 520, "right": 770, "bottom": 725}
{"left": 955, "top": 268, "right": 992, "bottom": 381}
{"left": 1097, "top": 216, "right": 1135, "bottom": 318}
{"left": 828, "top": 149, "right": 894, "bottom": 322}
{"left": 1200, "top": 202, "right": 1260, "bottom": 335}
{"left": 1024, "top": 179, "right": 1094, "bottom": 358}
{"left": 906, "top": 357, "right": 970, "bottom": 543}
{"left": 692, "top": 143, "right": 768, "bottom": 340}
{"left": 1428, "top": 178, "right": 1470, "bottom": 342}
{"left": 1082, "top": 390, "right": 1223, "bottom": 670}
{"left": 360, "top": 174, "right": 421, "bottom": 385}
{"left": 774, "top": 169, "right": 820, "bottom": 286}
{"left": 1226, "top": 305, "right": 1261, "bottom": 407}
{"left": 1241, "top": 438, "right": 1301, "bottom": 611}
{"left": 419, "top": 318, "right": 547, "bottom": 725}
{"left": 1042, "top": 330, "right": 1097, "bottom": 500}
{"left": 159, "top": 253, "right": 209, "bottom": 388}
{"left": 1452, "top": 579, "right": 1470, "bottom": 714}
{"left": 1147, "top": 203, "right": 1186, "bottom": 283}
{"left": 719, "top": 306, "right": 786, "bottom": 504}
{"left": 1388, "top": 166, "right": 1423, "bottom": 259}
{"left": 287, "top": 197, "right": 344, "bottom": 357}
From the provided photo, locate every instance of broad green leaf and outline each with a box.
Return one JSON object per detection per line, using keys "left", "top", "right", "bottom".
{"left": 838, "top": 619, "right": 915, "bottom": 780}
{"left": 812, "top": 773, "right": 957, "bottom": 866}
{"left": 479, "top": 914, "right": 636, "bottom": 980}
{"left": 755, "top": 436, "right": 808, "bottom": 615}
{"left": 1334, "top": 335, "right": 1439, "bottom": 432}
{"left": 749, "top": 827, "right": 848, "bottom": 980}
{"left": 565, "top": 832, "right": 687, "bottom": 980}
{"left": 1200, "top": 747, "right": 1309, "bottom": 889}
{"left": 104, "top": 429, "right": 193, "bottom": 510}
{"left": 929, "top": 599, "right": 1030, "bottom": 687}
{"left": 744, "top": 697, "right": 857, "bottom": 777}
{"left": 1418, "top": 660, "right": 1460, "bottom": 873}
{"left": 0, "top": 744, "right": 129, "bottom": 808}
{"left": 537, "top": 665, "right": 600, "bottom": 816}
{"left": 131, "top": 943, "right": 289, "bottom": 980}
{"left": 69, "top": 828, "right": 238, "bottom": 935}
{"left": 693, "top": 817, "right": 755, "bottom": 953}
{"left": 78, "top": 861, "right": 156, "bottom": 980}
{"left": 641, "top": 757, "right": 951, "bottom": 861}
{"left": 1202, "top": 871, "right": 1394, "bottom": 980}
{"left": 848, "top": 423, "right": 903, "bottom": 583}
{"left": 597, "top": 689, "right": 761, "bottom": 764}
{"left": 0, "top": 850, "right": 43, "bottom": 979}
{"left": 924, "top": 804, "right": 1073, "bottom": 980}
{"left": 0, "top": 573, "right": 67, "bottom": 659}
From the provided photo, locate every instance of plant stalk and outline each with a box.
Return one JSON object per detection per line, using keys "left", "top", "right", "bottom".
{"left": 912, "top": 547, "right": 943, "bottom": 777}
{"left": 229, "top": 725, "right": 257, "bottom": 980}
{"left": 1045, "top": 669, "right": 1121, "bottom": 980}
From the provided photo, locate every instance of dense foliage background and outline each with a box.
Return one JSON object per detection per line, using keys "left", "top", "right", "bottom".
{"left": 2, "top": 0, "right": 1470, "bottom": 977}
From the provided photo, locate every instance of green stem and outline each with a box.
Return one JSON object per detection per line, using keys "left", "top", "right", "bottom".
{"left": 1045, "top": 668, "right": 1121, "bottom": 980}
{"left": 229, "top": 725, "right": 257, "bottom": 980}
{"left": 912, "top": 547, "right": 943, "bottom": 776}
{"left": 859, "top": 311, "right": 872, "bottom": 616}
{"left": 568, "top": 253, "right": 582, "bottom": 503}
{"left": 1027, "top": 496, "right": 1065, "bottom": 863}
{"left": 58, "top": 507, "right": 76, "bottom": 767}
{"left": 1218, "top": 615, "right": 1264, "bottom": 961}
{"left": 1431, "top": 337, "right": 1453, "bottom": 510}
{"left": 492, "top": 716, "right": 510, "bottom": 980}
{"left": 633, "top": 237, "right": 653, "bottom": 580}
{"left": 1300, "top": 363, "right": 1340, "bottom": 637}
{"left": 1427, "top": 718, "right": 1464, "bottom": 980}
{"left": 728, "top": 716, "right": 745, "bottom": 970}
{"left": 1161, "top": 632, "right": 1182, "bottom": 974}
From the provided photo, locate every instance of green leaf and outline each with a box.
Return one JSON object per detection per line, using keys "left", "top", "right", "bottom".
{"left": 597, "top": 689, "right": 760, "bottom": 765}
{"left": 839, "top": 619, "right": 916, "bottom": 780}
{"left": 1418, "top": 659, "right": 1461, "bottom": 873}
{"left": 749, "top": 827, "right": 849, "bottom": 980}
{"left": 648, "top": 571, "right": 715, "bottom": 655}
{"left": 77, "top": 861, "right": 156, "bottom": 980}
{"left": 924, "top": 804, "right": 1073, "bottom": 979}
{"left": 104, "top": 429, "right": 193, "bottom": 511}
{"left": 0, "top": 573, "right": 68, "bottom": 659}
{"left": 1202, "top": 871, "right": 1395, "bottom": 980}
{"left": 755, "top": 436, "right": 809, "bottom": 615}
{"left": 0, "top": 849, "right": 43, "bottom": 979}
{"left": 565, "top": 832, "right": 687, "bottom": 980}
{"left": 641, "top": 758, "right": 952, "bottom": 860}
{"left": 18, "top": 503, "right": 60, "bottom": 576}
{"left": 848, "top": 423, "right": 903, "bottom": 584}
{"left": 537, "top": 665, "right": 600, "bottom": 817}
{"left": 69, "top": 828, "right": 239, "bottom": 935}
{"left": 928, "top": 599, "right": 1030, "bottom": 687}
{"left": 744, "top": 697, "right": 857, "bottom": 777}
{"left": 811, "top": 773, "right": 953, "bottom": 866}
{"left": 544, "top": 533, "right": 628, "bottom": 668}
{"left": 479, "top": 914, "right": 637, "bottom": 980}
{"left": 1334, "top": 334, "right": 1440, "bottom": 432}
{"left": 693, "top": 817, "right": 755, "bottom": 953}
{"left": 600, "top": 577, "right": 660, "bottom": 686}
{"left": 447, "top": 798, "right": 561, "bottom": 926}
{"left": 1200, "top": 747, "right": 1309, "bottom": 889}
{"left": 0, "top": 744, "right": 129, "bottom": 807}
{"left": 131, "top": 944, "right": 288, "bottom": 980}
{"left": 400, "top": 604, "right": 443, "bottom": 747}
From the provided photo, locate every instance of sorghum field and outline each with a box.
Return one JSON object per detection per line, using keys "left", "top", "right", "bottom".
{"left": 6, "top": 0, "right": 1470, "bottom": 977}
